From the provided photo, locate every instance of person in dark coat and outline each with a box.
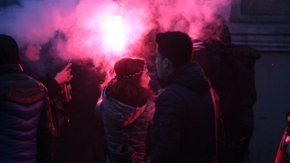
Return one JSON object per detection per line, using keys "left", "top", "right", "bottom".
{"left": 53, "top": 59, "right": 106, "bottom": 163}
{"left": 0, "top": 34, "right": 56, "bottom": 163}
{"left": 95, "top": 57, "right": 155, "bottom": 163}
{"left": 27, "top": 31, "right": 106, "bottom": 163}
{"left": 192, "top": 25, "right": 260, "bottom": 163}
{"left": 151, "top": 31, "right": 225, "bottom": 163}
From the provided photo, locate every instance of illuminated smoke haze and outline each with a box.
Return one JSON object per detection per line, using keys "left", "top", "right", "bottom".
{"left": 0, "top": 0, "right": 233, "bottom": 71}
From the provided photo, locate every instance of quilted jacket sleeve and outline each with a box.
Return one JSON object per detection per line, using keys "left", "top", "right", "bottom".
{"left": 37, "top": 96, "right": 56, "bottom": 163}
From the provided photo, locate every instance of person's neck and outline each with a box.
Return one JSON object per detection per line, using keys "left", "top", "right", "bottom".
{"left": 166, "top": 67, "right": 175, "bottom": 79}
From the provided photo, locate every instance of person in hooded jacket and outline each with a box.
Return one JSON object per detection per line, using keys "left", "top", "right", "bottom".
{"left": 95, "top": 57, "right": 155, "bottom": 163}
{"left": 0, "top": 34, "right": 56, "bottom": 163}
{"left": 150, "top": 31, "right": 225, "bottom": 163}
{"left": 192, "top": 24, "right": 260, "bottom": 163}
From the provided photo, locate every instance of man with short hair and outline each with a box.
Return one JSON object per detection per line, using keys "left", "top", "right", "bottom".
{"left": 151, "top": 31, "right": 224, "bottom": 163}
{"left": 0, "top": 34, "right": 55, "bottom": 163}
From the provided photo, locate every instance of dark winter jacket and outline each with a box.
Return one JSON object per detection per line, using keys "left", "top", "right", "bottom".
{"left": 192, "top": 42, "right": 260, "bottom": 163}
{"left": 96, "top": 90, "right": 155, "bottom": 162}
{"left": 233, "top": 45, "right": 260, "bottom": 126}
{"left": 53, "top": 60, "right": 105, "bottom": 163}
{"left": 0, "top": 64, "right": 55, "bottom": 163}
{"left": 193, "top": 43, "right": 260, "bottom": 127}
{"left": 150, "top": 62, "right": 224, "bottom": 163}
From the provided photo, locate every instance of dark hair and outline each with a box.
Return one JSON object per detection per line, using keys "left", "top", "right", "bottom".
{"left": 155, "top": 31, "right": 192, "bottom": 68}
{"left": 0, "top": 34, "right": 20, "bottom": 66}
{"left": 102, "top": 57, "right": 152, "bottom": 107}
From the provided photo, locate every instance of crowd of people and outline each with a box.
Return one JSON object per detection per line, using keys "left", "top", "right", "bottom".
{"left": 1, "top": 28, "right": 263, "bottom": 163}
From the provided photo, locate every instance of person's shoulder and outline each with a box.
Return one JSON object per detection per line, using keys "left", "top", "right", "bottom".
{"left": 157, "top": 85, "right": 184, "bottom": 104}
{"left": 0, "top": 73, "right": 48, "bottom": 104}
{"left": 19, "top": 74, "right": 48, "bottom": 91}
{"left": 0, "top": 73, "right": 34, "bottom": 86}
{"left": 162, "top": 84, "right": 188, "bottom": 95}
{"left": 232, "top": 44, "right": 261, "bottom": 59}
{"left": 146, "top": 100, "right": 156, "bottom": 110}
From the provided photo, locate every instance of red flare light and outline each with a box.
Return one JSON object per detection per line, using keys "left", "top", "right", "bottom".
{"left": 100, "top": 15, "right": 127, "bottom": 55}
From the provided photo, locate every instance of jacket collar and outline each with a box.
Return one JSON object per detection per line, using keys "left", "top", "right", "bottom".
{"left": 165, "top": 62, "right": 210, "bottom": 94}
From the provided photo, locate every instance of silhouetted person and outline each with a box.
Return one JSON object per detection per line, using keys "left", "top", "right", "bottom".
{"left": 151, "top": 31, "right": 225, "bottom": 163}
{"left": 53, "top": 58, "right": 105, "bottom": 163}
{"left": 192, "top": 25, "right": 260, "bottom": 163}
{"left": 0, "top": 34, "right": 56, "bottom": 163}
{"left": 20, "top": 42, "right": 73, "bottom": 99}
{"left": 20, "top": 42, "right": 73, "bottom": 139}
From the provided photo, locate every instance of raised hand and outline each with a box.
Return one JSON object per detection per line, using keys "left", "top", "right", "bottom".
{"left": 54, "top": 62, "right": 73, "bottom": 84}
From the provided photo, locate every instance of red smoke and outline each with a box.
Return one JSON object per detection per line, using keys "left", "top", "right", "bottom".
{"left": 0, "top": 0, "right": 232, "bottom": 70}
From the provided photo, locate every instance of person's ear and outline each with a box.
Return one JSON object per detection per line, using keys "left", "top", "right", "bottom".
{"left": 163, "top": 58, "right": 172, "bottom": 68}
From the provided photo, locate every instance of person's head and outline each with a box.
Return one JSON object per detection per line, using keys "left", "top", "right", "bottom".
{"left": 155, "top": 31, "right": 192, "bottom": 80}
{"left": 0, "top": 34, "right": 20, "bottom": 66}
{"left": 114, "top": 57, "right": 150, "bottom": 89}
{"left": 103, "top": 57, "right": 152, "bottom": 104}
{"left": 23, "top": 43, "right": 42, "bottom": 62}
{"left": 147, "top": 55, "right": 157, "bottom": 72}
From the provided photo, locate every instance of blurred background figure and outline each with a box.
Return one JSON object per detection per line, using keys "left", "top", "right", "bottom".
{"left": 20, "top": 40, "right": 73, "bottom": 139}
{"left": 19, "top": 31, "right": 106, "bottom": 162}
{"left": 192, "top": 24, "right": 261, "bottom": 163}
{"left": 53, "top": 58, "right": 105, "bottom": 163}
{"left": 0, "top": 34, "right": 56, "bottom": 163}
{"left": 20, "top": 42, "right": 73, "bottom": 99}
{"left": 20, "top": 43, "right": 46, "bottom": 83}
{"left": 36, "top": 33, "right": 106, "bottom": 163}
{"left": 95, "top": 57, "right": 155, "bottom": 163}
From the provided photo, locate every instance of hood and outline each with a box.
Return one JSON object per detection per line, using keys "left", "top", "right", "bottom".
{"left": 99, "top": 95, "right": 151, "bottom": 127}
{"left": 233, "top": 45, "right": 261, "bottom": 60}
{"left": 0, "top": 34, "right": 20, "bottom": 66}
{"left": 165, "top": 62, "right": 210, "bottom": 94}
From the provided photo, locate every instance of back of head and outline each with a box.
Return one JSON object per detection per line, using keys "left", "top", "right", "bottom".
{"left": 0, "top": 34, "right": 20, "bottom": 66}
{"left": 104, "top": 57, "right": 151, "bottom": 106}
{"left": 155, "top": 31, "right": 192, "bottom": 68}
{"left": 114, "top": 57, "right": 145, "bottom": 77}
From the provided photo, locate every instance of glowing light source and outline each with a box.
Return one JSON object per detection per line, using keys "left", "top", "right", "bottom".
{"left": 100, "top": 15, "right": 127, "bottom": 54}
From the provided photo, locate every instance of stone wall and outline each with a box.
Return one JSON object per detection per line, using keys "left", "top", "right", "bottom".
{"left": 228, "top": 0, "right": 290, "bottom": 162}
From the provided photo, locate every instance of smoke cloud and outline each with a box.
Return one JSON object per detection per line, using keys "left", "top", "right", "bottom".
{"left": 0, "top": 0, "right": 233, "bottom": 71}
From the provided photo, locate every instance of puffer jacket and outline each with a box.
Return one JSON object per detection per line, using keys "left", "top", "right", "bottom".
{"left": 151, "top": 62, "right": 225, "bottom": 163}
{"left": 0, "top": 64, "right": 55, "bottom": 163}
{"left": 96, "top": 91, "right": 155, "bottom": 162}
